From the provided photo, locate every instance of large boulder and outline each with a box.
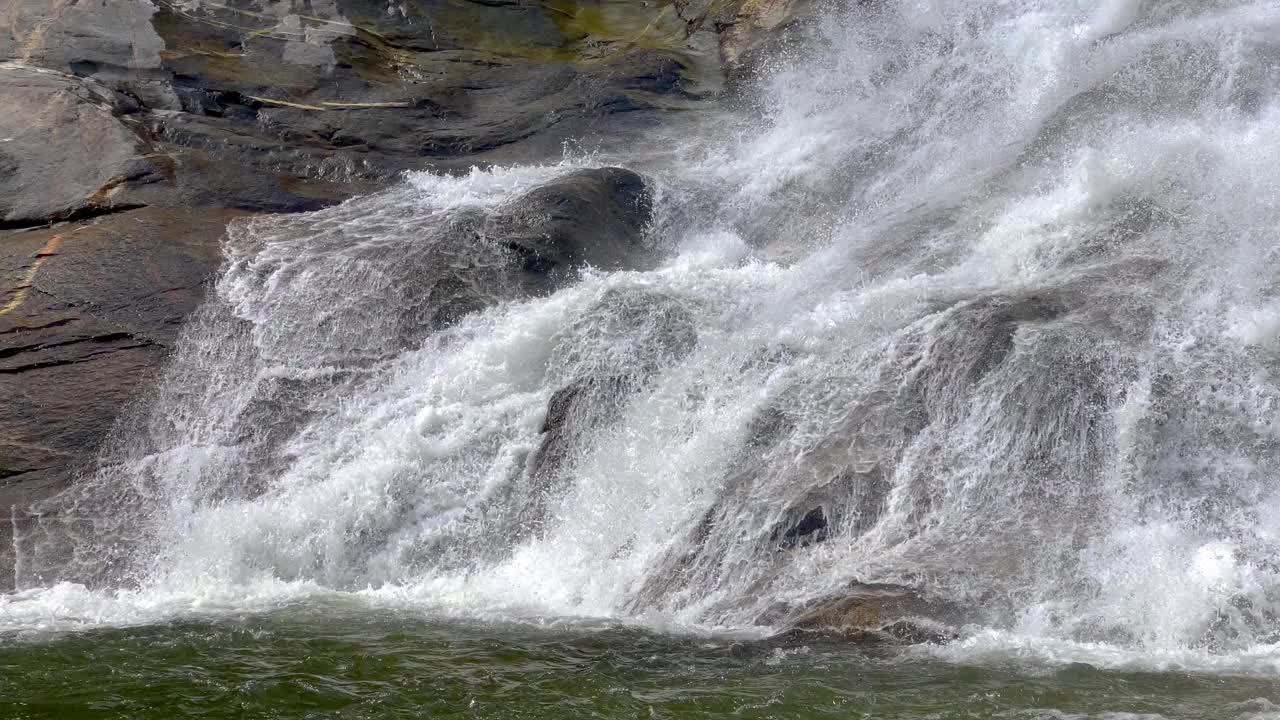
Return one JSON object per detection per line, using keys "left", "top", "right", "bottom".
{"left": 495, "top": 168, "right": 658, "bottom": 292}
{"left": 0, "top": 0, "right": 801, "bottom": 590}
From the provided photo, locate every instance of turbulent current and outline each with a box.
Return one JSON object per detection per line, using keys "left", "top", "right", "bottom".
{"left": 7, "top": 0, "right": 1280, "bottom": 678}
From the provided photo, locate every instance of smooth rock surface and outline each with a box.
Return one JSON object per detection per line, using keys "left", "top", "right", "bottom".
{"left": 0, "top": 64, "right": 156, "bottom": 227}
{"left": 0, "top": 0, "right": 737, "bottom": 225}
{"left": 0, "top": 207, "right": 245, "bottom": 588}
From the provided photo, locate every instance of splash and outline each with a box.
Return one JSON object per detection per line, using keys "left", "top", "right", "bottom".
{"left": 7, "top": 0, "right": 1280, "bottom": 673}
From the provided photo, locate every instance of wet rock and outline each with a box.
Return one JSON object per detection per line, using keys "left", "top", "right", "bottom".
{"left": 0, "top": 0, "right": 787, "bottom": 218}
{"left": 103, "top": 0, "right": 709, "bottom": 163}
{"left": 776, "top": 583, "right": 961, "bottom": 644}
{"left": 2, "top": 0, "right": 725, "bottom": 215}
{"left": 131, "top": 111, "right": 374, "bottom": 213}
{"left": 501, "top": 378, "right": 629, "bottom": 541}
{"left": 495, "top": 168, "right": 657, "bottom": 292}
{"left": 529, "top": 377, "right": 628, "bottom": 491}
{"left": 0, "top": 206, "right": 243, "bottom": 514}
{"left": 766, "top": 465, "right": 890, "bottom": 552}
{"left": 0, "top": 0, "right": 800, "bottom": 589}
{"left": 338, "top": 167, "right": 662, "bottom": 354}
{"left": 0, "top": 65, "right": 159, "bottom": 227}
{"left": 2, "top": 0, "right": 166, "bottom": 79}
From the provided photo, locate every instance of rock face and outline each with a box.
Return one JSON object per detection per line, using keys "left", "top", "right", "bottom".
{"left": 717, "top": 0, "right": 803, "bottom": 70}
{"left": 3, "top": 0, "right": 728, "bottom": 199}
{"left": 672, "top": 0, "right": 813, "bottom": 76}
{"left": 0, "top": 208, "right": 240, "bottom": 491}
{"left": 488, "top": 287, "right": 698, "bottom": 543}
{"left": 0, "top": 65, "right": 154, "bottom": 227}
{"left": 0, "top": 208, "right": 243, "bottom": 587}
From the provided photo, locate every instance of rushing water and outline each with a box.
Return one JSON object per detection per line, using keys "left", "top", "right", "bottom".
{"left": 7, "top": 0, "right": 1280, "bottom": 714}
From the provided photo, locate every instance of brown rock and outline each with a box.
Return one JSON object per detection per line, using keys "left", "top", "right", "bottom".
{"left": 718, "top": 0, "right": 802, "bottom": 70}
{"left": 780, "top": 583, "right": 961, "bottom": 644}
{"left": 0, "top": 207, "right": 245, "bottom": 589}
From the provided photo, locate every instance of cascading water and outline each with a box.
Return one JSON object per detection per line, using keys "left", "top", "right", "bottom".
{"left": 6, "top": 0, "right": 1280, "bottom": 672}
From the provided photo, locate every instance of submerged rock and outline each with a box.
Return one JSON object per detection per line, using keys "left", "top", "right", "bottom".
{"left": 500, "top": 288, "right": 698, "bottom": 539}
{"left": 772, "top": 583, "right": 961, "bottom": 645}
{"left": 776, "top": 506, "right": 829, "bottom": 549}
{"left": 392, "top": 167, "right": 660, "bottom": 342}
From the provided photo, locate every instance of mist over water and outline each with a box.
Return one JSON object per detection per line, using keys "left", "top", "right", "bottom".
{"left": 7, "top": 0, "right": 1280, "bottom": 675}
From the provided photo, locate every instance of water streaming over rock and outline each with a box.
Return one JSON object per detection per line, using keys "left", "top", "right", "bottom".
{"left": 7, "top": 0, "right": 1280, "bottom": 669}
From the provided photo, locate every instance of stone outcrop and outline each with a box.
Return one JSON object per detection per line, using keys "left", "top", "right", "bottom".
{"left": 0, "top": 208, "right": 241, "bottom": 494}
{"left": 717, "top": 0, "right": 803, "bottom": 70}
{"left": 0, "top": 65, "right": 155, "bottom": 227}
{"left": 490, "top": 287, "right": 698, "bottom": 543}
{"left": 0, "top": 207, "right": 243, "bottom": 587}
{"left": 3, "top": 0, "right": 726, "bottom": 193}
{"left": 671, "top": 0, "right": 813, "bottom": 75}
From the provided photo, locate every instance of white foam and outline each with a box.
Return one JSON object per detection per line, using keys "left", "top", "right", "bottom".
{"left": 920, "top": 628, "right": 1280, "bottom": 677}
{"left": 8, "top": 0, "right": 1280, "bottom": 680}
{"left": 0, "top": 579, "right": 328, "bottom": 635}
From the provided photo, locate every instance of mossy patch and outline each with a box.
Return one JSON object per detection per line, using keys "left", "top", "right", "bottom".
{"left": 542, "top": 0, "right": 691, "bottom": 55}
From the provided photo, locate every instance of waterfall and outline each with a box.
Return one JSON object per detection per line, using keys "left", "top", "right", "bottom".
{"left": 6, "top": 0, "right": 1280, "bottom": 667}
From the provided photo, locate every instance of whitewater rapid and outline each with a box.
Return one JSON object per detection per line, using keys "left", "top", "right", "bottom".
{"left": 7, "top": 0, "right": 1280, "bottom": 675}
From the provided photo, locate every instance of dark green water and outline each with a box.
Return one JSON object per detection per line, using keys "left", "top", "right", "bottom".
{"left": 2, "top": 605, "right": 1277, "bottom": 719}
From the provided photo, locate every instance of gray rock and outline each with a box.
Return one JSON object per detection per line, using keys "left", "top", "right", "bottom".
{"left": 1, "top": 0, "right": 165, "bottom": 75}
{"left": 131, "top": 111, "right": 373, "bottom": 213}
{"left": 717, "top": 0, "right": 797, "bottom": 68}
{"left": 2, "top": 0, "right": 723, "bottom": 215}
{"left": 494, "top": 168, "right": 657, "bottom": 292}
{"left": 0, "top": 0, "right": 800, "bottom": 589}
{"left": 485, "top": 287, "right": 698, "bottom": 544}
{"left": 0, "top": 65, "right": 156, "bottom": 227}
{"left": 717, "top": 0, "right": 822, "bottom": 82}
